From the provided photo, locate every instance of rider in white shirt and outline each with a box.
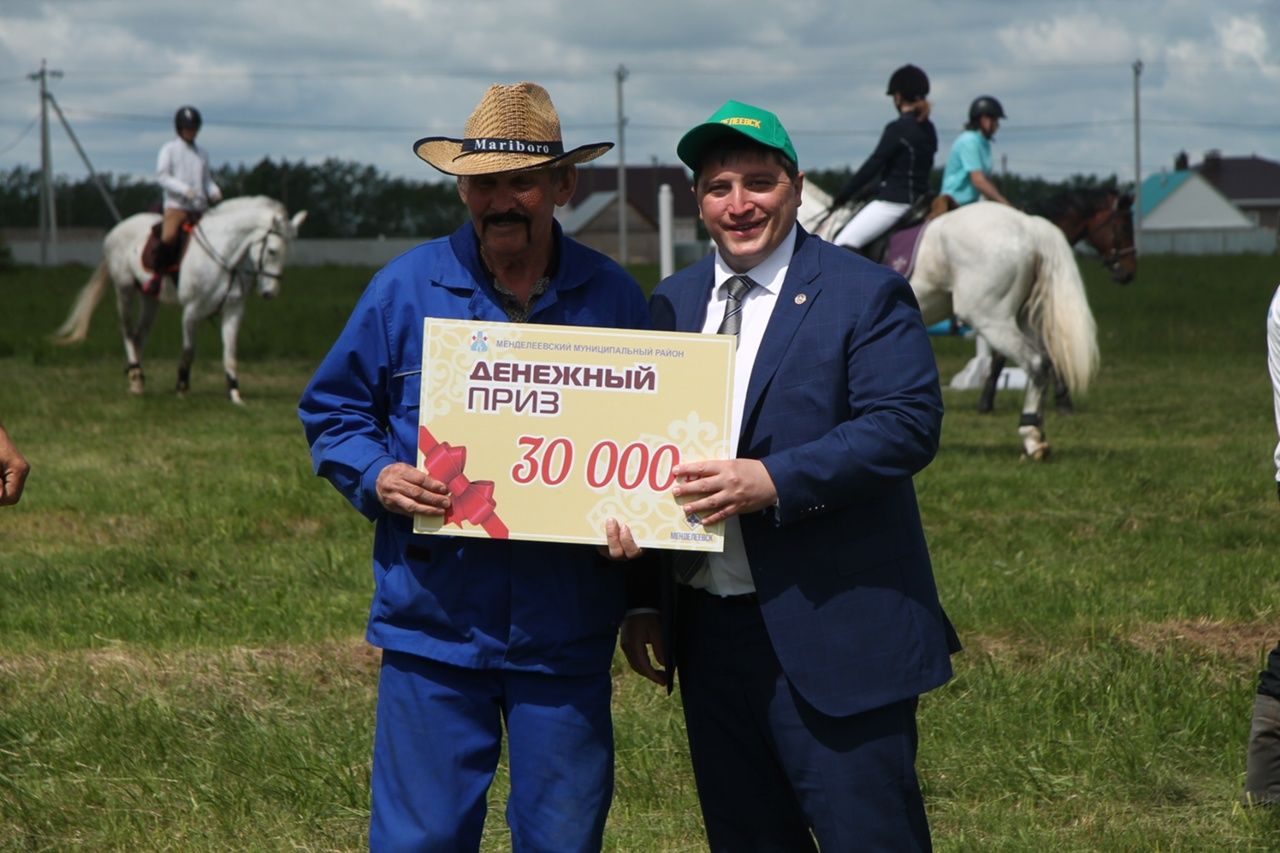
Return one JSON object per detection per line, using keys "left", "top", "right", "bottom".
{"left": 145, "top": 106, "right": 222, "bottom": 296}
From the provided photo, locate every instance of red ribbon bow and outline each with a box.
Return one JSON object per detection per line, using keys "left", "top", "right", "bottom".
{"left": 418, "top": 426, "right": 509, "bottom": 539}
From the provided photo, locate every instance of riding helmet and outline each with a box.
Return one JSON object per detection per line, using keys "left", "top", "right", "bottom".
{"left": 887, "top": 65, "right": 930, "bottom": 101}
{"left": 968, "top": 96, "right": 1006, "bottom": 123}
{"left": 174, "top": 106, "right": 203, "bottom": 133}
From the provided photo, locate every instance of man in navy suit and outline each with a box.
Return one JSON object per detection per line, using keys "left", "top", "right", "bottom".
{"left": 620, "top": 100, "right": 959, "bottom": 851}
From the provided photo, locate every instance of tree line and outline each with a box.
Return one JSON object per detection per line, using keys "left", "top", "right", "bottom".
{"left": 0, "top": 158, "right": 466, "bottom": 240}
{"left": 0, "top": 158, "right": 1124, "bottom": 244}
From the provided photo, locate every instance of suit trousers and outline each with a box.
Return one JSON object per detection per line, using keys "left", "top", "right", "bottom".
{"left": 370, "top": 650, "right": 614, "bottom": 852}
{"left": 677, "top": 587, "right": 932, "bottom": 852}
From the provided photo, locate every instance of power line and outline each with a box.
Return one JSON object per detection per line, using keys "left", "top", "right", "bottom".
{"left": 44, "top": 55, "right": 1253, "bottom": 83}
{"left": 56, "top": 106, "right": 619, "bottom": 134}
{"left": 0, "top": 113, "right": 38, "bottom": 156}
{"left": 45, "top": 100, "right": 1280, "bottom": 139}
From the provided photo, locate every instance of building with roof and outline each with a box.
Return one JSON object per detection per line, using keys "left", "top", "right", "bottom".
{"left": 1138, "top": 166, "right": 1276, "bottom": 254}
{"left": 560, "top": 165, "right": 700, "bottom": 264}
{"left": 1195, "top": 151, "right": 1280, "bottom": 231}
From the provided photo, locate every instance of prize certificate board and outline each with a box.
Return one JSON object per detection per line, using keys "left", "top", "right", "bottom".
{"left": 413, "top": 318, "right": 735, "bottom": 551}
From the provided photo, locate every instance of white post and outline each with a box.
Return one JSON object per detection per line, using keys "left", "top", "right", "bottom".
{"left": 1132, "top": 59, "right": 1143, "bottom": 256}
{"left": 615, "top": 64, "right": 628, "bottom": 266}
{"left": 658, "top": 184, "right": 674, "bottom": 279}
{"left": 28, "top": 60, "right": 62, "bottom": 265}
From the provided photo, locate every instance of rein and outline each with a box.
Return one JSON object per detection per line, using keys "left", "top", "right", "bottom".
{"left": 1082, "top": 199, "right": 1136, "bottom": 270}
{"left": 189, "top": 220, "right": 287, "bottom": 310}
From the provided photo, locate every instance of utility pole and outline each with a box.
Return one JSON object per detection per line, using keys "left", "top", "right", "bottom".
{"left": 28, "top": 59, "right": 63, "bottom": 265}
{"left": 47, "top": 93, "right": 121, "bottom": 223}
{"left": 615, "top": 64, "right": 628, "bottom": 266}
{"left": 1132, "top": 59, "right": 1143, "bottom": 256}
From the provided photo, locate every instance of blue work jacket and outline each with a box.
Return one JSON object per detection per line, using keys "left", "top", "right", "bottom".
{"left": 299, "top": 221, "right": 651, "bottom": 675}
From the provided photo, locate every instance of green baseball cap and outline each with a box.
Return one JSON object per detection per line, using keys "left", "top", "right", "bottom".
{"left": 677, "top": 99, "right": 799, "bottom": 172}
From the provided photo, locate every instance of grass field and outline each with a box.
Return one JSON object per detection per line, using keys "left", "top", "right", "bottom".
{"left": 2, "top": 253, "right": 1279, "bottom": 851}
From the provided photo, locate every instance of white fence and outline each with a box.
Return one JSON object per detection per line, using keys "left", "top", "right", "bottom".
{"left": 10, "top": 225, "right": 1278, "bottom": 268}
{"left": 8, "top": 237, "right": 428, "bottom": 268}
{"left": 1139, "top": 227, "right": 1277, "bottom": 255}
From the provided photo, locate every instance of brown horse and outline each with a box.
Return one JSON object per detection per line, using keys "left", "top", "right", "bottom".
{"left": 979, "top": 189, "right": 1136, "bottom": 414}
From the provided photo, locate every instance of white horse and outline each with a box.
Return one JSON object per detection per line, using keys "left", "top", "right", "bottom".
{"left": 799, "top": 183, "right": 1097, "bottom": 459}
{"left": 53, "top": 196, "right": 306, "bottom": 404}
{"left": 797, "top": 181, "right": 851, "bottom": 243}
{"left": 909, "top": 203, "right": 1097, "bottom": 459}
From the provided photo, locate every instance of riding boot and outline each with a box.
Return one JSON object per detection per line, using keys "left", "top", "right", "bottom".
{"left": 1244, "top": 693, "right": 1280, "bottom": 805}
{"left": 142, "top": 240, "right": 175, "bottom": 298}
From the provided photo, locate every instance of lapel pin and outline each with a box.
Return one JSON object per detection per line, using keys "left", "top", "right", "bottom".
{"left": 794, "top": 294, "right": 807, "bottom": 305}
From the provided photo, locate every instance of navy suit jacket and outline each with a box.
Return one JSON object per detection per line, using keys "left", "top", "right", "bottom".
{"left": 642, "top": 226, "right": 959, "bottom": 719}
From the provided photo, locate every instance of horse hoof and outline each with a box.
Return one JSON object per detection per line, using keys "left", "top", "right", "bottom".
{"left": 127, "top": 367, "right": 145, "bottom": 395}
{"left": 229, "top": 389, "right": 245, "bottom": 406}
{"left": 1056, "top": 404, "right": 1076, "bottom": 415}
{"left": 977, "top": 402, "right": 995, "bottom": 415}
{"left": 1022, "top": 444, "right": 1051, "bottom": 461}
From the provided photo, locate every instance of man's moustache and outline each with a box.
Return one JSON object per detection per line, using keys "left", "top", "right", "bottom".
{"left": 483, "top": 213, "right": 530, "bottom": 228}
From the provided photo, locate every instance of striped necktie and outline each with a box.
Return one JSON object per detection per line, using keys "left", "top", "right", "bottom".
{"left": 672, "top": 275, "right": 757, "bottom": 585}
{"left": 716, "top": 275, "right": 755, "bottom": 339}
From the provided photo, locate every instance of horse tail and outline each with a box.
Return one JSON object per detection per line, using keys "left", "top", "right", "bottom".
{"left": 1025, "top": 218, "right": 1099, "bottom": 395}
{"left": 51, "top": 259, "right": 110, "bottom": 345}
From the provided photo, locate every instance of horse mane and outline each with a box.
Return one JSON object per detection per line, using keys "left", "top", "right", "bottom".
{"left": 209, "top": 195, "right": 287, "bottom": 219}
{"left": 1028, "top": 188, "right": 1115, "bottom": 220}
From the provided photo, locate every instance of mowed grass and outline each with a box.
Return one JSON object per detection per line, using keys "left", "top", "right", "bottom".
{"left": 1, "top": 254, "right": 1278, "bottom": 850}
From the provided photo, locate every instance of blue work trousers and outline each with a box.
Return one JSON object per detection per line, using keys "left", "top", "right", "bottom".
{"left": 370, "top": 650, "right": 614, "bottom": 852}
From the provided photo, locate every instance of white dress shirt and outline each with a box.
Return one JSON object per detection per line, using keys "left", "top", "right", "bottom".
{"left": 687, "top": 224, "right": 797, "bottom": 596}
{"left": 156, "top": 138, "right": 221, "bottom": 212}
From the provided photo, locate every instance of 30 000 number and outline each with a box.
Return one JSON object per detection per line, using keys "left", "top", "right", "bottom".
{"left": 511, "top": 435, "right": 680, "bottom": 491}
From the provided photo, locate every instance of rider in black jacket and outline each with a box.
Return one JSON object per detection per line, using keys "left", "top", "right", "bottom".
{"left": 831, "top": 64, "right": 937, "bottom": 251}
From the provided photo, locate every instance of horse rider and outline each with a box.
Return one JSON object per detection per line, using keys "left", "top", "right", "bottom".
{"left": 938, "top": 95, "right": 1011, "bottom": 209}
{"left": 830, "top": 64, "right": 937, "bottom": 252}
{"left": 144, "top": 105, "right": 222, "bottom": 297}
{"left": 937, "top": 96, "right": 1013, "bottom": 391}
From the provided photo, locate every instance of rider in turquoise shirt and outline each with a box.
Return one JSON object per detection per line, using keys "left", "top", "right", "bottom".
{"left": 940, "top": 96, "right": 1010, "bottom": 206}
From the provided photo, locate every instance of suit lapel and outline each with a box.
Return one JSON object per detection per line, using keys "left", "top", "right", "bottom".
{"left": 740, "top": 228, "right": 822, "bottom": 430}
{"left": 676, "top": 258, "right": 715, "bottom": 332}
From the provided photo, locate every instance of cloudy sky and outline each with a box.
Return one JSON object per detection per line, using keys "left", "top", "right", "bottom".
{"left": 1, "top": 0, "right": 1277, "bottom": 193}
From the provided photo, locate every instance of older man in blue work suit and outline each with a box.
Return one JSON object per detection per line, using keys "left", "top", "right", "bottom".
{"left": 299, "top": 82, "right": 650, "bottom": 851}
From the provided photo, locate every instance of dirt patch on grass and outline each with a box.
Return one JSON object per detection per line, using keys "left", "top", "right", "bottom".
{"left": 0, "top": 637, "right": 381, "bottom": 707}
{"left": 0, "top": 509, "right": 162, "bottom": 551}
{"left": 956, "top": 632, "right": 1046, "bottom": 662}
{"left": 1128, "top": 617, "right": 1277, "bottom": 663}
{"left": 939, "top": 620, "right": 1276, "bottom": 669}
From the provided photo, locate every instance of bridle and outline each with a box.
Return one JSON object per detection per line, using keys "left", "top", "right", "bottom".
{"left": 191, "top": 221, "right": 289, "bottom": 288}
{"left": 1083, "top": 196, "right": 1136, "bottom": 273}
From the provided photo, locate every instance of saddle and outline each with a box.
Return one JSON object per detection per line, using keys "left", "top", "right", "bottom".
{"left": 858, "top": 193, "right": 938, "bottom": 278}
{"left": 140, "top": 214, "right": 202, "bottom": 285}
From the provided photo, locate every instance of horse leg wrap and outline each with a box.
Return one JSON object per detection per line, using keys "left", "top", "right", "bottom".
{"left": 126, "top": 363, "right": 145, "bottom": 395}
{"left": 226, "top": 373, "right": 243, "bottom": 405}
{"left": 1018, "top": 418, "right": 1050, "bottom": 460}
{"left": 1019, "top": 413, "right": 1043, "bottom": 428}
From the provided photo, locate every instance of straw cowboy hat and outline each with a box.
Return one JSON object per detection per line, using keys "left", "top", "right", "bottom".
{"left": 414, "top": 82, "right": 613, "bottom": 176}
